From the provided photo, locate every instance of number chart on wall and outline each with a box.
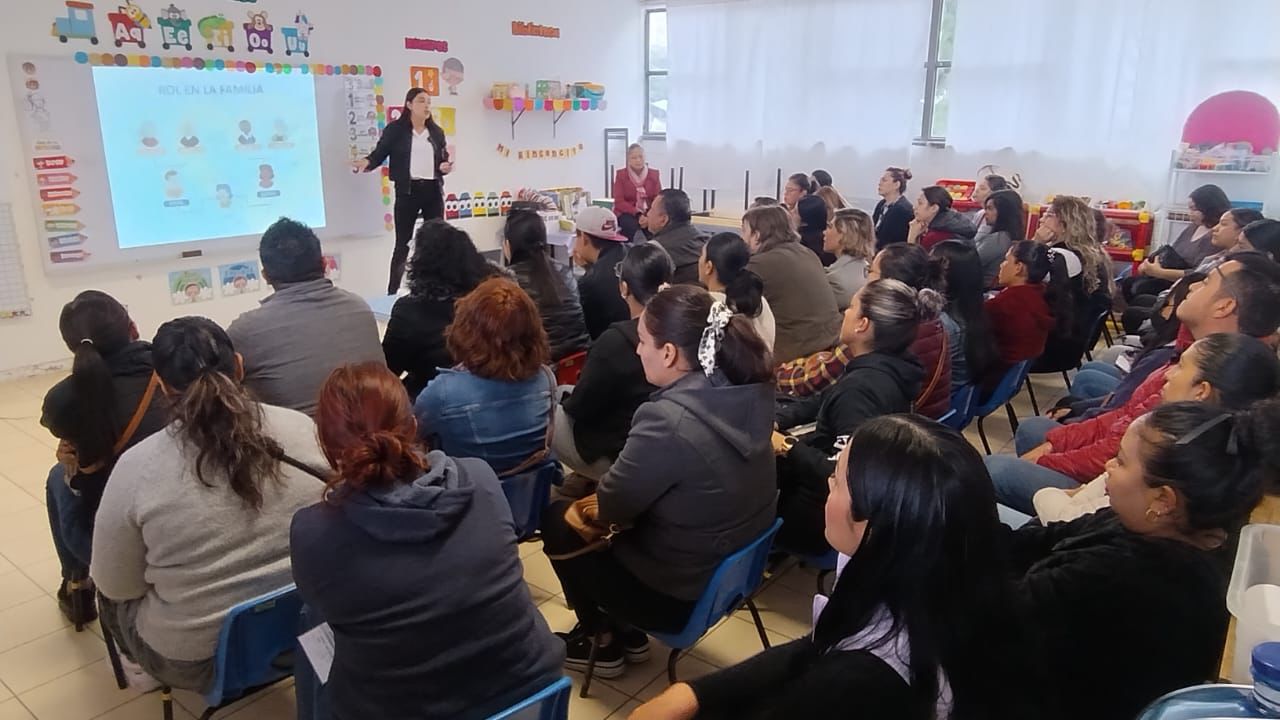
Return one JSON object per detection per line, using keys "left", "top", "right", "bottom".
{"left": 0, "top": 204, "right": 33, "bottom": 320}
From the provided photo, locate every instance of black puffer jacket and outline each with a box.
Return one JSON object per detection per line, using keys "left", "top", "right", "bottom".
{"left": 507, "top": 258, "right": 590, "bottom": 361}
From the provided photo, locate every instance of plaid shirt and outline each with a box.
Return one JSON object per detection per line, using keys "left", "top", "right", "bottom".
{"left": 775, "top": 344, "right": 853, "bottom": 397}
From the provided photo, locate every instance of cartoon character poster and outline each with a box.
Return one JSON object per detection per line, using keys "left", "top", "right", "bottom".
{"left": 442, "top": 57, "right": 464, "bottom": 95}
{"left": 169, "top": 268, "right": 214, "bottom": 304}
{"left": 219, "top": 261, "right": 261, "bottom": 296}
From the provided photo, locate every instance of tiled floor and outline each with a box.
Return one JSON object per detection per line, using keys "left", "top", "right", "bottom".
{"left": 0, "top": 369, "right": 1066, "bottom": 719}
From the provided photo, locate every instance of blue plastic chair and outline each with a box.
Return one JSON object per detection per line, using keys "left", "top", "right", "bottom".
{"left": 973, "top": 360, "right": 1032, "bottom": 455}
{"left": 486, "top": 676, "right": 573, "bottom": 720}
{"left": 500, "top": 460, "right": 563, "bottom": 542}
{"left": 943, "top": 384, "right": 977, "bottom": 430}
{"left": 580, "top": 519, "right": 783, "bottom": 697}
{"left": 106, "top": 585, "right": 302, "bottom": 720}
{"left": 780, "top": 546, "right": 839, "bottom": 594}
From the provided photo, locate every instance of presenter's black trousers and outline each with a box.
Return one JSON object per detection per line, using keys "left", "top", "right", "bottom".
{"left": 390, "top": 178, "right": 444, "bottom": 294}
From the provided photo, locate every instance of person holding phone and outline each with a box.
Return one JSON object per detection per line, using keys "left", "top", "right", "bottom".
{"left": 354, "top": 88, "right": 454, "bottom": 294}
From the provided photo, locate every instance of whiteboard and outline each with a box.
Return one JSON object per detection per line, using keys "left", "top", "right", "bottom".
{"left": 7, "top": 53, "right": 386, "bottom": 274}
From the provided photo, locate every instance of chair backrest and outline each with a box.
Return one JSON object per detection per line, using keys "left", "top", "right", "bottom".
{"left": 499, "top": 460, "right": 562, "bottom": 541}
{"left": 975, "top": 360, "right": 1031, "bottom": 416}
{"left": 1085, "top": 308, "right": 1111, "bottom": 349}
{"left": 943, "top": 384, "right": 976, "bottom": 430}
{"left": 657, "top": 518, "right": 782, "bottom": 649}
{"left": 554, "top": 351, "right": 588, "bottom": 386}
{"left": 205, "top": 584, "right": 303, "bottom": 707}
{"left": 485, "top": 676, "right": 572, "bottom": 720}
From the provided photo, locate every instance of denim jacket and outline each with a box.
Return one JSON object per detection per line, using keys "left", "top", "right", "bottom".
{"left": 414, "top": 367, "right": 555, "bottom": 475}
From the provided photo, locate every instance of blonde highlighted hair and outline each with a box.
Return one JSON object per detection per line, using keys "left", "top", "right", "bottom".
{"left": 1049, "top": 195, "right": 1112, "bottom": 295}
{"left": 831, "top": 208, "right": 874, "bottom": 261}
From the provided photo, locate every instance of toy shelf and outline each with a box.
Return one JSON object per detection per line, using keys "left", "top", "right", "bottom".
{"left": 483, "top": 97, "right": 607, "bottom": 139}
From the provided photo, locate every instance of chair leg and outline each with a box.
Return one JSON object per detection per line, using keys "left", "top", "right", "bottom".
{"left": 745, "top": 598, "right": 770, "bottom": 650}
{"left": 102, "top": 618, "right": 128, "bottom": 690}
{"left": 666, "top": 647, "right": 681, "bottom": 684}
{"left": 977, "top": 416, "right": 991, "bottom": 455}
{"left": 198, "top": 706, "right": 217, "bottom": 720}
{"left": 1061, "top": 370, "right": 1072, "bottom": 387}
{"left": 1101, "top": 322, "right": 1114, "bottom": 347}
{"left": 1005, "top": 403, "right": 1019, "bottom": 433}
{"left": 579, "top": 633, "right": 601, "bottom": 698}
{"left": 1025, "top": 378, "right": 1039, "bottom": 416}
{"left": 162, "top": 688, "right": 174, "bottom": 720}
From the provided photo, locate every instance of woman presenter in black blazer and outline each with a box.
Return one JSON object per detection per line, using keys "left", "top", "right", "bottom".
{"left": 354, "top": 88, "right": 454, "bottom": 294}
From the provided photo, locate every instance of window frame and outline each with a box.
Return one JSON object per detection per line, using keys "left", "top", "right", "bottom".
{"left": 643, "top": 7, "right": 668, "bottom": 139}
{"left": 916, "top": 0, "right": 952, "bottom": 146}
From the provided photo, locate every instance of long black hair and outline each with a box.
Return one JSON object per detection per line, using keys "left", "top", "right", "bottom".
{"left": 397, "top": 87, "right": 445, "bottom": 147}
{"left": 152, "top": 317, "right": 282, "bottom": 510}
{"left": 705, "top": 232, "right": 764, "bottom": 318}
{"left": 57, "top": 291, "right": 134, "bottom": 465}
{"left": 643, "top": 285, "right": 772, "bottom": 384}
{"left": 1009, "top": 240, "right": 1073, "bottom": 334}
{"left": 407, "top": 220, "right": 498, "bottom": 299}
{"left": 985, "top": 189, "right": 1025, "bottom": 242}
{"left": 931, "top": 242, "right": 998, "bottom": 381}
{"left": 504, "top": 208, "right": 568, "bottom": 303}
{"left": 819, "top": 415, "right": 1026, "bottom": 718}
{"left": 619, "top": 242, "right": 674, "bottom": 306}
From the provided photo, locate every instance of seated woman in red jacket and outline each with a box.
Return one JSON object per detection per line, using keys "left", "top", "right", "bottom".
{"left": 983, "top": 241, "right": 1068, "bottom": 386}
{"left": 612, "top": 143, "right": 662, "bottom": 243}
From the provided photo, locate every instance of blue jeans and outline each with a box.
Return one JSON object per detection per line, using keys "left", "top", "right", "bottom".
{"left": 45, "top": 465, "right": 91, "bottom": 581}
{"left": 1014, "top": 416, "right": 1063, "bottom": 456}
{"left": 1071, "top": 362, "right": 1124, "bottom": 400}
{"left": 985, "top": 455, "right": 1079, "bottom": 515}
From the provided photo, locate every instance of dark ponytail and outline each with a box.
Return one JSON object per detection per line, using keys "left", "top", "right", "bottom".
{"left": 705, "top": 232, "right": 764, "bottom": 318}
{"left": 619, "top": 242, "right": 674, "bottom": 306}
{"left": 504, "top": 208, "right": 567, "bottom": 303}
{"left": 1141, "top": 398, "right": 1280, "bottom": 530}
{"left": 152, "top": 317, "right": 283, "bottom": 510}
{"left": 1009, "top": 240, "right": 1073, "bottom": 334}
{"left": 789, "top": 172, "right": 818, "bottom": 195}
{"left": 643, "top": 285, "right": 772, "bottom": 385}
{"left": 57, "top": 291, "right": 134, "bottom": 464}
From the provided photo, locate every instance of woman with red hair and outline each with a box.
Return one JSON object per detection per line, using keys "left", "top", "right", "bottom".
{"left": 290, "top": 362, "right": 563, "bottom": 719}
{"left": 413, "top": 277, "right": 556, "bottom": 474}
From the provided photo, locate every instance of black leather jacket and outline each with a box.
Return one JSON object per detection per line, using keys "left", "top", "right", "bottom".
{"left": 508, "top": 258, "right": 590, "bottom": 361}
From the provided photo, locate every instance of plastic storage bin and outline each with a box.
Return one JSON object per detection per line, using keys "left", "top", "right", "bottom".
{"left": 1229, "top": 525, "right": 1280, "bottom": 682}
{"left": 1136, "top": 643, "right": 1280, "bottom": 718}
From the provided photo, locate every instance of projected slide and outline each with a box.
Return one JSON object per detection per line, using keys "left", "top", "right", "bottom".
{"left": 93, "top": 66, "right": 326, "bottom": 249}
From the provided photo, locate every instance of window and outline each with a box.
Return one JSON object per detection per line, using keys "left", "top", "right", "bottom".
{"left": 918, "top": 0, "right": 957, "bottom": 144}
{"left": 645, "top": 8, "right": 668, "bottom": 137}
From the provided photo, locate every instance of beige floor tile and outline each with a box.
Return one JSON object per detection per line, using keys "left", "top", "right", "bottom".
{"left": 0, "top": 682, "right": 10, "bottom": 702}
{"left": 595, "top": 637, "right": 674, "bottom": 698}
{"left": 92, "top": 693, "right": 196, "bottom": 720}
{"left": 16, "top": 562, "right": 60, "bottom": 598}
{"left": 773, "top": 564, "right": 820, "bottom": 595}
{"left": 0, "top": 393, "right": 40, "bottom": 423}
{"left": 734, "top": 583, "right": 810, "bottom": 640}
{"left": 521, "top": 550, "right": 563, "bottom": 596}
{"left": 0, "top": 627, "right": 106, "bottom": 694}
{"left": 633, "top": 654, "right": 718, "bottom": 701}
{"left": 525, "top": 582, "right": 558, "bottom": 608}
{"left": 0, "top": 556, "right": 15, "bottom": 579}
{"left": 688, "top": 616, "right": 787, "bottom": 669}
{"left": 567, "top": 675, "right": 630, "bottom": 720}
{"left": 0, "top": 597, "right": 71, "bottom": 654}
{"left": 171, "top": 678, "right": 293, "bottom": 718}
{"left": 606, "top": 699, "right": 641, "bottom": 719}
{"left": 518, "top": 538, "right": 544, "bottom": 559}
{"left": 0, "top": 699, "right": 34, "bottom": 720}
{"left": 0, "top": 480, "right": 40, "bottom": 519}
{"left": 4, "top": 422, "right": 57, "bottom": 453}
{"left": 221, "top": 683, "right": 296, "bottom": 719}
{"left": 15, "top": 659, "right": 138, "bottom": 720}
{"left": 537, "top": 598, "right": 578, "bottom": 634}
{"left": 0, "top": 572, "right": 45, "bottom": 612}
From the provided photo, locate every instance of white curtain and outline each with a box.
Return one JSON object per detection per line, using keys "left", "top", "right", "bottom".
{"left": 667, "top": 0, "right": 933, "bottom": 153}
{"left": 945, "top": 0, "right": 1280, "bottom": 190}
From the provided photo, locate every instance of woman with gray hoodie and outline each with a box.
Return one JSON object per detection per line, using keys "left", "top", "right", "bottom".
{"left": 290, "top": 363, "right": 562, "bottom": 720}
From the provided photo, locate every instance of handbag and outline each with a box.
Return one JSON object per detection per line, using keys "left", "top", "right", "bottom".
{"left": 543, "top": 493, "right": 623, "bottom": 561}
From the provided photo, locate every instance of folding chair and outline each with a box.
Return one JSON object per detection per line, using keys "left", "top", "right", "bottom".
{"left": 973, "top": 360, "right": 1032, "bottom": 455}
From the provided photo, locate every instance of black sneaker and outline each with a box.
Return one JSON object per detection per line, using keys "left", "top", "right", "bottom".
{"left": 620, "top": 627, "right": 650, "bottom": 664}
{"left": 557, "top": 627, "right": 625, "bottom": 679}
{"left": 57, "top": 582, "right": 97, "bottom": 626}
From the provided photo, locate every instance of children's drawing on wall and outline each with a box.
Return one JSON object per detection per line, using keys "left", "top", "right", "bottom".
{"left": 243, "top": 10, "right": 273, "bottom": 53}
{"left": 169, "top": 268, "right": 213, "bottom": 305}
{"left": 108, "top": 1, "right": 151, "bottom": 48}
{"left": 158, "top": 4, "right": 192, "bottom": 50}
{"left": 281, "top": 11, "right": 312, "bottom": 57}
{"left": 51, "top": 1, "right": 101, "bottom": 45}
{"left": 219, "top": 261, "right": 261, "bottom": 296}
{"left": 442, "top": 58, "right": 464, "bottom": 96}
{"left": 198, "top": 14, "right": 234, "bottom": 51}
{"left": 322, "top": 254, "right": 341, "bottom": 282}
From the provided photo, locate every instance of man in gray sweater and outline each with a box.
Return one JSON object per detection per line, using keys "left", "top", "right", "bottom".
{"left": 228, "top": 218, "right": 385, "bottom": 416}
{"left": 646, "top": 189, "right": 706, "bottom": 285}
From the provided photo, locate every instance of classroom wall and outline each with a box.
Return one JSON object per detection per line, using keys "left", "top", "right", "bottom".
{"left": 0, "top": 0, "right": 644, "bottom": 376}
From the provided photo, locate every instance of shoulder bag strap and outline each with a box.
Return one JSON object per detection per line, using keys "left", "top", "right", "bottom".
{"left": 498, "top": 366, "right": 558, "bottom": 479}
{"left": 915, "top": 330, "right": 948, "bottom": 412}
{"left": 78, "top": 372, "right": 161, "bottom": 475}
{"left": 276, "top": 451, "right": 330, "bottom": 483}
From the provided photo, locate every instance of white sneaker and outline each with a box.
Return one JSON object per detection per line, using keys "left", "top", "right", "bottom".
{"left": 117, "top": 655, "right": 163, "bottom": 693}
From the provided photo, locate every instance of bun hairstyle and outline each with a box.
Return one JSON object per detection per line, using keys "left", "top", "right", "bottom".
{"left": 1139, "top": 398, "right": 1280, "bottom": 530}
{"left": 705, "top": 232, "right": 765, "bottom": 319}
{"left": 788, "top": 172, "right": 818, "bottom": 195}
{"left": 317, "top": 363, "right": 427, "bottom": 502}
{"left": 642, "top": 284, "right": 772, "bottom": 384}
{"left": 58, "top": 290, "right": 134, "bottom": 465}
{"left": 742, "top": 204, "right": 800, "bottom": 253}
{"left": 859, "top": 278, "right": 943, "bottom": 356}
{"left": 811, "top": 169, "right": 834, "bottom": 188}
{"left": 619, "top": 242, "right": 674, "bottom": 306}
{"left": 152, "top": 317, "right": 282, "bottom": 510}
{"left": 884, "top": 167, "right": 912, "bottom": 195}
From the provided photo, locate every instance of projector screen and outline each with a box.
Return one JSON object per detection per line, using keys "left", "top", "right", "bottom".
{"left": 92, "top": 66, "right": 326, "bottom": 249}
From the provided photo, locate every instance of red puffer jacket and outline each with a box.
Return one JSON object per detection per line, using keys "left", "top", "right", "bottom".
{"left": 1037, "top": 363, "right": 1171, "bottom": 482}
{"left": 911, "top": 317, "right": 951, "bottom": 420}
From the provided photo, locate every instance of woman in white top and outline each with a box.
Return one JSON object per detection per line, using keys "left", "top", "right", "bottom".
{"left": 823, "top": 208, "right": 875, "bottom": 311}
{"left": 699, "top": 232, "right": 776, "bottom": 353}
{"left": 92, "top": 317, "right": 326, "bottom": 693}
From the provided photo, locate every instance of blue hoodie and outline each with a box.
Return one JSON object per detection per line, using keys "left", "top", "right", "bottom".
{"left": 290, "top": 451, "right": 563, "bottom": 719}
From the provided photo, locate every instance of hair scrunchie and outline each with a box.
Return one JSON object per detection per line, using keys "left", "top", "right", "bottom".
{"left": 698, "top": 300, "right": 733, "bottom": 376}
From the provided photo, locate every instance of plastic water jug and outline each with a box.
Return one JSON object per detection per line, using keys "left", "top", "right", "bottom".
{"left": 1136, "top": 642, "right": 1280, "bottom": 718}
